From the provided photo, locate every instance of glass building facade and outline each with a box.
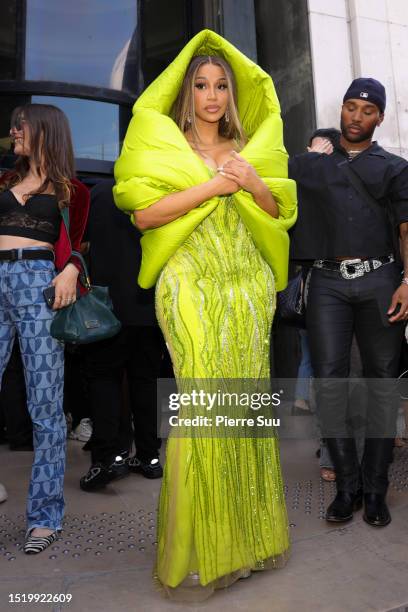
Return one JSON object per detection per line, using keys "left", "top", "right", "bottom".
{"left": 0, "top": 0, "right": 209, "bottom": 174}
{"left": 0, "top": 0, "right": 314, "bottom": 176}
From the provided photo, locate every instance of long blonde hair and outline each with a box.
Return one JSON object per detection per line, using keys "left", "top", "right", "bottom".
{"left": 173, "top": 55, "right": 246, "bottom": 146}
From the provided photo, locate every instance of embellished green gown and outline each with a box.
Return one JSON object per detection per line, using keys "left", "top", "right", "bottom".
{"left": 155, "top": 192, "right": 290, "bottom": 599}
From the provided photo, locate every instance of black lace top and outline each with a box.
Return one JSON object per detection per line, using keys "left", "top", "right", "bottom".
{"left": 0, "top": 189, "right": 61, "bottom": 243}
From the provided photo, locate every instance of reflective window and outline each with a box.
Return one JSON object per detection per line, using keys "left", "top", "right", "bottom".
{"left": 32, "top": 96, "right": 122, "bottom": 161}
{"left": 25, "top": 0, "right": 140, "bottom": 94}
{"left": 0, "top": 1, "right": 18, "bottom": 79}
{"left": 142, "top": 0, "right": 189, "bottom": 86}
{"left": 254, "top": 0, "right": 315, "bottom": 155}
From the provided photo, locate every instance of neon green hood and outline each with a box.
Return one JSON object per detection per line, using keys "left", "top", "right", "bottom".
{"left": 114, "top": 29, "right": 297, "bottom": 290}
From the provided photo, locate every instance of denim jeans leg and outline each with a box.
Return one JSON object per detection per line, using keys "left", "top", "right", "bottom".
{"left": 319, "top": 439, "right": 334, "bottom": 470}
{"left": 7, "top": 259, "right": 66, "bottom": 533}
{"left": 295, "top": 329, "right": 313, "bottom": 401}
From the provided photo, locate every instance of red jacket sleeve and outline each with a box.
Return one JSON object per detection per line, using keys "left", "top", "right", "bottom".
{"left": 54, "top": 178, "right": 90, "bottom": 271}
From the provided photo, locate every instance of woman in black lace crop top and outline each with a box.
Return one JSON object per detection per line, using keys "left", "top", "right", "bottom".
{"left": 0, "top": 103, "right": 89, "bottom": 555}
{"left": 0, "top": 190, "right": 61, "bottom": 243}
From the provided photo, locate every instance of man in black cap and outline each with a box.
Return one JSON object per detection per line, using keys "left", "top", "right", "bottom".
{"left": 290, "top": 77, "right": 408, "bottom": 526}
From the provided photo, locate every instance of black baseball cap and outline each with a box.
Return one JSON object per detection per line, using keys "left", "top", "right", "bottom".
{"left": 343, "top": 77, "right": 386, "bottom": 113}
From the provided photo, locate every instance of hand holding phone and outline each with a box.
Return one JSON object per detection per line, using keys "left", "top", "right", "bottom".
{"left": 43, "top": 285, "right": 80, "bottom": 308}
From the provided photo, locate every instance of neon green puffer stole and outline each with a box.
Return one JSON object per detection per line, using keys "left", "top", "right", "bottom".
{"left": 113, "top": 29, "right": 297, "bottom": 290}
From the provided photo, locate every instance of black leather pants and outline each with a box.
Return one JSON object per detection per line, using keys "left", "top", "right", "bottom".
{"left": 307, "top": 264, "right": 403, "bottom": 494}
{"left": 83, "top": 325, "right": 164, "bottom": 464}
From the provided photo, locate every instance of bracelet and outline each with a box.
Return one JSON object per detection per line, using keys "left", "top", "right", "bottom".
{"left": 401, "top": 277, "right": 408, "bottom": 286}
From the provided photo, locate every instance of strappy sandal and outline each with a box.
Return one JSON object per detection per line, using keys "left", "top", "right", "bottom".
{"left": 24, "top": 531, "right": 58, "bottom": 555}
{"left": 320, "top": 468, "right": 336, "bottom": 482}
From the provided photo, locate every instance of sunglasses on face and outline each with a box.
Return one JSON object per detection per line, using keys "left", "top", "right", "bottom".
{"left": 10, "top": 117, "right": 26, "bottom": 132}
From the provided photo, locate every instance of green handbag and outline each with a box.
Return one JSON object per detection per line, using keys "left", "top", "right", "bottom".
{"left": 50, "top": 208, "right": 122, "bottom": 344}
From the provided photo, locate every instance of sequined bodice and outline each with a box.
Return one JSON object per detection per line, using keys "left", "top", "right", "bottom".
{"left": 169, "top": 196, "right": 269, "bottom": 280}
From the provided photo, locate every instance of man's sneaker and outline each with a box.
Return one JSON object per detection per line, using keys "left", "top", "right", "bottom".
{"left": 79, "top": 456, "right": 130, "bottom": 492}
{"left": 69, "top": 418, "right": 92, "bottom": 442}
{"left": 126, "top": 456, "right": 163, "bottom": 479}
{"left": 109, "top": 455, "right": 130, "bottom": 481}
{"left": 80, "top": 463, "right": 111, "bottom": 491}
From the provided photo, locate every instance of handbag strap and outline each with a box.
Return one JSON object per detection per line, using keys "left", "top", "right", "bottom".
{"left": 337, "top": 159, "right": 400, "bottom": 261}
{"left": 60, "top": 207, "right": 91, "bottom": 290}
{"left": 337, "top": 160, "right": 385, "bottom": 222}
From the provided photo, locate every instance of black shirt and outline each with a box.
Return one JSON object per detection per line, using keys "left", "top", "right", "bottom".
{"left": 289, "top": 142, "right": 408, "bottom": 260}
{"left": 87, "top": 179, "right": 156, "bottom": 326}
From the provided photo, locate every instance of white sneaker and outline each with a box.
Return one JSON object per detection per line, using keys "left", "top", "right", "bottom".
{"left": 68, "top": 418, "right": 92, "bottom": 442}
{"left": 0, "top": 483, "right": 8, "bottom": 503}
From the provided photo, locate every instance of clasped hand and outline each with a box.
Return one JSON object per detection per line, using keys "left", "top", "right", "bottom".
{"left": 307, "top": 137, "right": 333, "bottom": 155}
{"left": 218, "top": 151, "right": 263, "bottom": 195}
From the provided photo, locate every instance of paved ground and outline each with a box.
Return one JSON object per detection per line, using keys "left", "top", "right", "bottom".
{"left": 0, "top": 436, "right": 408, "bottom": 612}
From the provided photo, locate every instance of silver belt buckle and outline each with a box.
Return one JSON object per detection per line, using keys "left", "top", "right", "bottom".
{"left": 339, "top": 259, "right": 365, "bottom": 279}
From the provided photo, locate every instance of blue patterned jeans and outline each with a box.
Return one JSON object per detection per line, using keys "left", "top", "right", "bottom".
{"left": 0, "top": 254, "right": 66, "bottom": 534}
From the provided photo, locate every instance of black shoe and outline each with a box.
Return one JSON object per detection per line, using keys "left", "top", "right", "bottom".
{"left": 363, "top": 493, "right": 391, "bottom": 527}
{"left": 108, "top": 455, "right": 130, "bottom": 481}
{"left": 80, "top": 463, "right": 112, "bottom": 491}
{"left": 126, "top": 456, "right": 163, "bottom": 479}
{"left": 326, "top": 490, "right": 363, "bottom": 523}
{"left": 80, "top": 455, "right": 130, "bottom": 492}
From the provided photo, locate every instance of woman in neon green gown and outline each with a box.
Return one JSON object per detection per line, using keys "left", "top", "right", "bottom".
{"left": 114, "top": 30, "right": 297, "bottom": 601}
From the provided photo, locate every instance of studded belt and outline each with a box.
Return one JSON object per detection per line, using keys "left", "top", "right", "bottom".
{"left": 313, "top": 255, "right": 394, "bottom": 279}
